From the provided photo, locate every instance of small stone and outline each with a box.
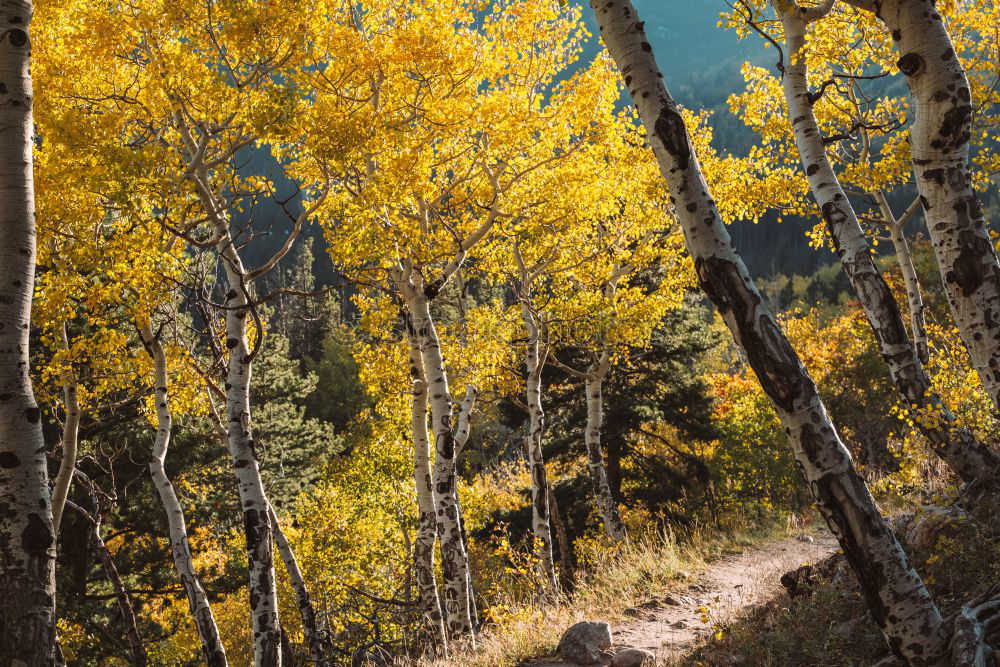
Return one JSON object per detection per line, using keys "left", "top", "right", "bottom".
{"left": 557, "top": 621, "right": 613, "bottom": 665}
{"left": 611, "top": 647, "right": 655, "bottom": 667}
{"left": 623, "top": 607, "right": 641, "bottom": 617}
{"left": 676, "top": 570, "right": 691, "bottom": 579}
{"left": 670, "top": 620, "right": 689, "bottom": 629}
{"left": 796, "top": 534, "right": 815, "bottom": 543}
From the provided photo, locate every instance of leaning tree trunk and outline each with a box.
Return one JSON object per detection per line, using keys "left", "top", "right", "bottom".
{"left": 404, "top": 290, "right": 475, "bottom": 643}
{"left": 206, "top": 386, "right": 326, "bottom": 666}
{"left": 518, "top": 301, "right": 558, "bottom": 592}
{"left": 139, "top": 320, "right": 228, "bottom": 666}
{"left": 406, "top": 334, "right": 448, "bottom": 656}
{"left": 50, "top": 321, "right": 79, "bottom": 537}
{"left": 0, "top": 2, "right": 56, "bottom": 662}
{"left": 877, "top": 193, "right": 929, "bottom": 364}
{"left": 267, "top": 504, "right": 328, "bottom": 666}
{"left": 845, "top": 0, "right": 1000, "bottom": 412}
{"left": 67, "top": 501, "right": 147, "bottom": 667}
{"left": 584, "top": 361, "right": 627, "bottom": 542}
{"left": 591, "top": 2, "right": 950, "bottom": 662}
{"left": 775, "top": 2, "right": 1000, "bottom": 490}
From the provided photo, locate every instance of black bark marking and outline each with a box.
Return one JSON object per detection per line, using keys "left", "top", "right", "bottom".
{"left": 424, "top": 279, "right": 444, "bottom": 299}
{"left": 811, "top": 470, "right": 895, "bottom": 641}
{"left": 0, "top": 451, "right": 20, "bottom": 468}
{"left": 22, "top": 512, "right": 54, "bottom": 560}
{"left": 695, "top": 256, "right": 802, "bottom": 411}
{"left": 945, "top": 225, "right": 1000, "bottom": 298}
{"left": 653, "top": 109, "right": 690, "bottom": 171}
{"left": 936, "top": 104, "right": 972, "bottom": 151}
{"left": 225, "top": 338, "right": 238, "bottom": 349}
{"left": 8, "top": 29, "right": 26, "bottom": 47}
{"left": 896, "top": 52, "right": 924, "bottom": 77}
{"left": 922, "top": 168, "right": 945, "bottom": 186}
{"left": 24, "top": 406, "right": 39, "bottom": 423}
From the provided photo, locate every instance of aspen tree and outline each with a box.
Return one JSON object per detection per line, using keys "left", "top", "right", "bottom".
{"left": 406, "top": 330, "right": 448, "bottom": 654}
{"left": 512, "top": 244, "right": 559, "bottom": 589}
{"left": 766, "top": 0, "right": 1000, "bottom": 489}
{"left": 0, "top": 0, "right": 56, "bottom": 662}
{"left": 291, "top": 0, "right": 621, "bottom": 638}
{"left": 139, "top": 318, "right": 228, "bottom": 666}
{"left": 32, "top": 2, "right": 331, "bottom": 662}
{"left": 590, "top": 1, "right": 951, "bottom": 661}
{"left": 842, "top": 0, "right": 1000, "bottom": 412}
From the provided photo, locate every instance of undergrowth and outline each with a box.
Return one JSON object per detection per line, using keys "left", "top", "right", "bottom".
{"left": 430, "top": 510, "right": 802, "bottom": 667}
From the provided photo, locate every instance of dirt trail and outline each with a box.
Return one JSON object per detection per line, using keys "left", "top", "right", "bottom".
{"left": 526, "top": 532, "right": 838, "bottom": 666}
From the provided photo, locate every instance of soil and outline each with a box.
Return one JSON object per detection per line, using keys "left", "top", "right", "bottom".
{"left": 522, "top": 532, "right": 838, "bottom": 666}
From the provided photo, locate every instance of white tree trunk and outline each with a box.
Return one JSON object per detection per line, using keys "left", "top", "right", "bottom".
{"left": 877, "top": 193, "right": 929, "bottom": 364}
{"left": 591, "top": 2, "right": 949, "bottom": 662}
{"left": 267, "top": 504, "right": 328, "bottom": 665}
{"left": 775, "top": 4, "right": 1000, "bottom": 490}
{"left": 451, "top": 383, "right": 479, "bottom": 629}
{"left": 0, "top": 1, "right": 56, "bottom": 661}
{"left": 846, "top": 0, "right": 1000, "bottom": 412}
{"left": 139, "top": 321, "right": 228, "bottom": 666}
{"left": 453, "top": 385, "right": 477, "bottom": 457}
{"left": 50, "top": 321, "right": 79, "bottom": 536}
{"left": 584, "top": 362, "right": 627, "bottom": 542}
{"left": 519, "top": 300, "right": 558, "bottom": 592}
{"left": 215, "top": 250, "right": 281, "bottom": 666}
{"left": 406, "top": 334, "right": 448, "bottom": 655}
{"left": 404, "top": 290, "right": 475, "bottom": 643}
{"left": 175, "top": 109, "right": 282, "bottom": 664}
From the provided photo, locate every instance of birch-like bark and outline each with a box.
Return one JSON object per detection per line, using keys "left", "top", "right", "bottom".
{"left": 592, "top": 2, "right": 949, "bottom": 662}
{"left": 51, "top": 321, "right": 79, "bottom": 536}
{"left": 518, "top": 298, "right": 558, "bottom": 592}
{"left": 406, "top": 335, "right": 448, "bottom": 655}
{"left": 0, "top": 2, "right": 56, "bottom": 662}
{"left": 67, "top": 501, "right": 147, "bottom": 667}
{"left": 175, "top": 113, "right": 281, "bottom": 664}
{"left": 402, "top": 287, "right": 475, "bottom": 643}
{"left": 774, "top": 2, "right": 1000, "bottom": 490}
{"left": 452, "top": 383, "right": 479, "bottom": 630}
{"left": 844, "top": 0, "right": 1000, "bottom": 411}
{"left": 206, "top": 389, "right": 326, "bottom": 665}
{"left": 584, "top": 362, "right": 627, "bottom": 542}
{"left": 584, "top": 270, "right": 629, "bottom": 542}
{"left": 878, "top": 193, "right": 929, "bottom": 364}
{"left": 139, "top": 321, "right": 227, "bottom": 666}
{"left": 267, "top": 504, "right": 328, "bottom": 666}
{"left": 453, "top": 386, "right": 477, "bottom": 457}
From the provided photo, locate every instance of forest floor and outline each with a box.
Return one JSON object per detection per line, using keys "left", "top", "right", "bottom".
{"left": 520, "top": 531, "right": 838, "bottom": 666}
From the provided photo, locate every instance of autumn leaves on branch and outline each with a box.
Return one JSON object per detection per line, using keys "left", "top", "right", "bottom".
{"left": 1, "top": 0, "right": 999, "bottom": 664}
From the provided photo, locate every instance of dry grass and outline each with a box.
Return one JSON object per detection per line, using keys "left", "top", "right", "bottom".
{"left": 428, "top": 515, "right": 797, "bottom": 667}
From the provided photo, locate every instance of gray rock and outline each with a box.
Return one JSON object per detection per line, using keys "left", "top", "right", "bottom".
{"left": 623, "top": 607, "right": 642, "bottom": 617}
{"left": 670, "top": 619, "right": 689, "bottom": 629}
{"left": 611, "top": 647, "right": 655, "bottom": 667}
{"left": 557, "top": 621, "right": 613, "bottom": 665}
